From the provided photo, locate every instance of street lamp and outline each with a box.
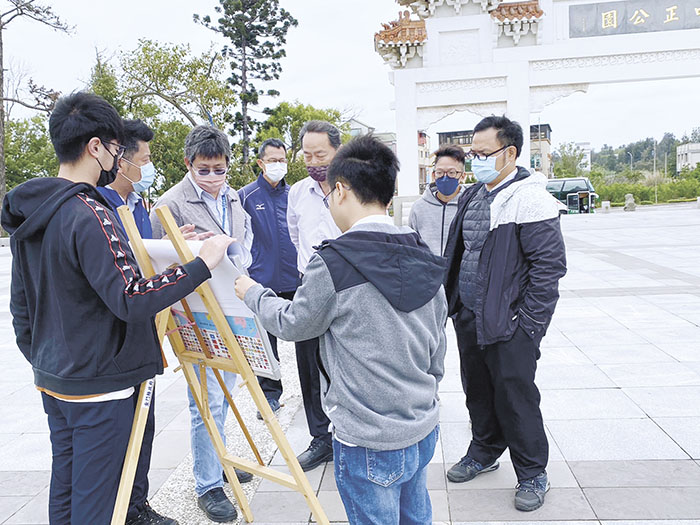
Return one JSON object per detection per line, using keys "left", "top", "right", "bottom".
{"left": 627, "top": 151, "right": 633, "bottom": 171}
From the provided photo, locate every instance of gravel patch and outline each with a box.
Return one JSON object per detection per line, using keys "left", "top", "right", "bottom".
{"left": 150, "top": 339, "right": 305, "bottom": 524}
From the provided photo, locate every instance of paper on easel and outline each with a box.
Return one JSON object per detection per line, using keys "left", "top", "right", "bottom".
{"left": 141, "top": 239, "right": 281, "bottom": 380}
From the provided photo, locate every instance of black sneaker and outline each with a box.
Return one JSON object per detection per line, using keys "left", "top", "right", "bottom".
{"left": 222, "top": 468, "right": 253, "bottom": 484}
{"left": 125, "top": 501, "right": 178, "bottom": 525}
{"left": 197, "top": 487, "right": 237, "bottom": 523}
{"left": 515, "top": 470, "right": 550, "bottom": 512}
{"left": 447, "top": 455, "right": 499, "bottom": 483}
{"left": 256, "top": 398, "right": 282, "bottom": 420}
{"left": 297, "top": 438, "right": 333, "bottom": 472}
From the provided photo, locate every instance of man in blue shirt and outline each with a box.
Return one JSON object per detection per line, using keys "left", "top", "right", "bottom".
{"left": 239, "top": 138, "right": 298, "bottom": 416}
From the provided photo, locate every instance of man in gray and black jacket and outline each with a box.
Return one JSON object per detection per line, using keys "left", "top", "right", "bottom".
{"left": 443, "top": 115, "right": 567, "bottom": 512}
{"left": 235, "top": 135, "right": 447, "bottom": 525}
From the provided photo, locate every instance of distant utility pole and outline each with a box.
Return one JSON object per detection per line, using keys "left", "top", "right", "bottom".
{"left": 654, "top": 140, "right": 658, "bottom": 204}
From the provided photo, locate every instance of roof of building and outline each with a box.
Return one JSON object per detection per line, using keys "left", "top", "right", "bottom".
{"left": 490, "top": 1, "right": 544, "bottom": 22}
{"left": 375, "top": 10, "right": 427, "bottom": 46}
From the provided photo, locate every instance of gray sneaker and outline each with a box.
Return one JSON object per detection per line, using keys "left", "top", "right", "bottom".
{"left": 447, "top": 455, "right": 499, "bottom": 483}
{"left": 515, "top": 471, "right": 550, "bottom": 512}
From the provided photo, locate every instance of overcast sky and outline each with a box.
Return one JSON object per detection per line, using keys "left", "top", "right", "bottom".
{"left": 6, "top": 0, "right": 700, "bottom": 152}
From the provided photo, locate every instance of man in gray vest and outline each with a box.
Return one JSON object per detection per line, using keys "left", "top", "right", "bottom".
{"left": 150, "top": 125, "right": 253, "bottom": 523}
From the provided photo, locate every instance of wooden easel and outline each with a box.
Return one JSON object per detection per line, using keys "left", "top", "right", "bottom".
{"left": 110, "top": 205, "right": 329, "bottom": 524}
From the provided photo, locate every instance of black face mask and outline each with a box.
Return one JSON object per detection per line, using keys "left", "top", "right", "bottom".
{"left": 96, "top": 144, "right": 120, "bottom": 187}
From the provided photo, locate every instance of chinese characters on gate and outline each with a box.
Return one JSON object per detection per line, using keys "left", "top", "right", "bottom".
{"left": 570, "top": 0, "right": 700, "bottom": 38}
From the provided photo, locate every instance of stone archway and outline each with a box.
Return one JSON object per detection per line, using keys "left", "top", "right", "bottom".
{"left": 375, "top": 0, "right": 700, "bottom": 195}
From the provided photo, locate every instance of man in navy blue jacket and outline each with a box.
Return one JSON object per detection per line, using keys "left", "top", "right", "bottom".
{"left": 239, "top": 138, "right": 298, "bottom": 416}
{"left": 2, "top": 92, "right": 234, "bottom": 525}
{"left": 442, "top": 116, "right": 567, "bottom": 512}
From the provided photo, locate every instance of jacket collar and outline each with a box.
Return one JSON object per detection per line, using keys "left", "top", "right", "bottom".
{"left": 257, "top": 172, "right": 286, "bottom": 193}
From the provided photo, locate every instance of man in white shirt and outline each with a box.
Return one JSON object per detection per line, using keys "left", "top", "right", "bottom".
{"left": 286, "top": 120, "right": 342, "bottom": 471}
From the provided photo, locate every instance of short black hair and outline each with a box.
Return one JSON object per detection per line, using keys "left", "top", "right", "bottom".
{"left": 473, "top": 115, "right": 524, "bottom": 157}
{"left": 327, "top": 135, "right": 399, "bottom": 207}
{"left": 122, "top": 119, "right": 154, "bottom": 160}
{"left": 185, "top": 125, "right": 231, "bottom": 164}
{"left": 434, "top": 144, "right": 466, "bottom": 166}
{"left": 49, "top": 92, "right": 124, "bottom": 164}
{"left": 299, "top": 120, "right": 342, "bottom": 150}
{"left": 258, "top": 138, "right": 287, "bottom": 159}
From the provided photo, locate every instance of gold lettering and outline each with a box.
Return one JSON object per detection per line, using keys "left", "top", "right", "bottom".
{"left": 629, "top": 9, "right": 651, "bottom": 25}
{"left": 602, "top": 10, "right": 618, "bottom": 29}
{"left": 664, "top": 5, "right": 680, "bottom": 23}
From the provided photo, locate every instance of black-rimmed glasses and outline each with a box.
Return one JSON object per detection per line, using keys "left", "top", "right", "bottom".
{"left": 101, "top": 140, "right": 126, "bottom": 159}
{"left": 466, "top": 145, "right": 511, "bottom": 161}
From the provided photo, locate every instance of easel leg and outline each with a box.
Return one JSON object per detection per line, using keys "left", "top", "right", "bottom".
{"left": 182, "top": 362, "right": 253, "bottom": 523}
{"left": 212, "top": 369, "right": 264, "bottom": 466}
{"left": 110, "top": 379, "right": 155, "bottom": 525}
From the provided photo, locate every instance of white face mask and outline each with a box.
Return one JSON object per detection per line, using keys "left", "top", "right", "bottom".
{"left": 265, "top": 162, "right": 287, "bottom": 183}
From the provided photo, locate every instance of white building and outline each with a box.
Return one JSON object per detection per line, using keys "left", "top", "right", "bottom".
{"left": 576, "top": 142, "right": 592, "bottom": 172}
{"left": 374, "top": 0, "right": 700, "bottom": 196}
{"left": 677, "top": 143, "right": 700, "bottom": 173}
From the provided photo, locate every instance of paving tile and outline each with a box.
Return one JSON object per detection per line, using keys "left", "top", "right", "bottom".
{"left": 149, "top": 430, "right": 191, "bottom": 470}
{"left": 447, "top": 488, "right": 596, "bottom": 521}
{"left": 0, "top": 496, "right": 32, "bottom": 523}
{"left": 602, "top": 521, "right": 700, "bottom": 525}
{"left": 249, "top": 490, "right": 311, "bottom": 522}
{"left": 4, "top": 487, "right": 48, "bottom": 524}
{"left": 315, "top": 490, "right": 347, "bottom": 522}
{"left": 624, "top": 386, "right": 700, "bottom": 417}
{"left": 579, "top": 344, "right": 676, "bottom": 365}
{"left": 585, "top": 487, "right": 700, "bottom": 519}
{"left": 655, "top": 342, "right": 700, "bottom": 362}
{"left": 540, "top": 389, "right": 645, "bottom": 420}
{"left": 439, "top": 392, "right": 469, "bottom": 422}
{"left": 599, "top": 362, "right": 700, "bottom": 388}
{"left": 536, "top": 364, "right": 615, "bottom": 390}
{"left": 546, "top": 419, "right": 689, "bottom": 461}
{"left": 538, "top": 346, "right": 593, "bottom": 366}
{"left": 0, "top": 434, "right": 51, "bottom": 471}
{"left": 0, "top": 472, "right": 49, "bottom": 497}
{"left": 655, "top": 417, "right": 700, "bottom": 459}
{"left": 562, "top": 329, "right": 648, "bottom": 349}
{"left": 570, "top": 460, "right": 700, "bottom": 488}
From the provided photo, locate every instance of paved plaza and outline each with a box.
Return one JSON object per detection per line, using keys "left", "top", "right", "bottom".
{"left": 2, "top": 203, "right": 700, "bottom": 524}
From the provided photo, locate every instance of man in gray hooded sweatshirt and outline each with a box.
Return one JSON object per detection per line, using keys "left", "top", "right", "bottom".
{"left": 235, "top": 135, "right": 447, "bottom": 525}
{"left": 409, "top": 145, "right": 467, "bottom": 256}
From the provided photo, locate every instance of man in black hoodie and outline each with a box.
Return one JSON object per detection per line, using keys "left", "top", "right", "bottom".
{"left": 2, "top": 92, "right": 234, "bottom": 525}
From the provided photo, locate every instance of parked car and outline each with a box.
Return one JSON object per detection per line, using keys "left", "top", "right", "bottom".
{"left": 546, "top": 177, "right": 597, "bottom": 205}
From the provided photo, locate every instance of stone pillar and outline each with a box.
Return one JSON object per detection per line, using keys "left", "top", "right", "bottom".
{"left": 506, "top": 64, "right": 531, "bottom": 171}
{"left": 394, "top": 72, "right": 420, "bottom": 197}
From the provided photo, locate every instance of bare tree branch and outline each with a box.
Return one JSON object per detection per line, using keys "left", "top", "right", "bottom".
{"left": 1, "top": 96, "right": 49, "bottom": 112}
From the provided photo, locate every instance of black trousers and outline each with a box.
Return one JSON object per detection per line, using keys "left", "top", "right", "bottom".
{"left": 258, "top": 291, "right": 296, "bottom": 402}
{"left": 42, "top": 392, "right": 135, "bottom": 524}
{"left": 295, "top": 335, "right": 331, "bottom": 444}
{"left": 454, "top": 307, "right": 548, "bottom": 482}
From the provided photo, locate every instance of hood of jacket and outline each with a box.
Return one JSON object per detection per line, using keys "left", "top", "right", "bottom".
{"left": 2, "top": 177, "right": 106, "bottom": 240}
{"left": 321, "top": 226, "right": 446, "bottom": 313}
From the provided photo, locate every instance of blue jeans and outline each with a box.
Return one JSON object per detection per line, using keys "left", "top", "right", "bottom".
{"left": 333, "top": 425, "right": 439, "bottom": 525}
{"left": 188, "top": 367, "right": 237, "bottom": 497}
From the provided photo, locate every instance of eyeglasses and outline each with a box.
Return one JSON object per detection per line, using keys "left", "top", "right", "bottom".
{"left": 322, "top": 188, "right": 336, "bottom": 209}
{"left": 465, "top": 145, "right": 511, "bottom": 161}
{"left": 434, "top": 169, "right": 463, "bottom": 178}
{"left": 323, "top": 184, "right": 350, "bottom": 209}
{"left": 101, "top": 140, "right": 126, "bottom": 159}
{"left": 193, "top": 166, "right": 228, "bottom": 177}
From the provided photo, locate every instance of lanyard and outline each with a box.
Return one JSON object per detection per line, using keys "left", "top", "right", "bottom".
{"left": 220, "top": 194, "right": 228, "bottom": 235}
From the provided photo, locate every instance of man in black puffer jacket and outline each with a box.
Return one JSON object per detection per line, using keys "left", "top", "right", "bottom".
{"left": 443, "top": 115, "right": 567, "bottom": 513}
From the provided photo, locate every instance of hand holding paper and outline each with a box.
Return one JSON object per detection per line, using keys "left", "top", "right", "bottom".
{"left": 235, "top": 275, "right": 258, "bottom": 300}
